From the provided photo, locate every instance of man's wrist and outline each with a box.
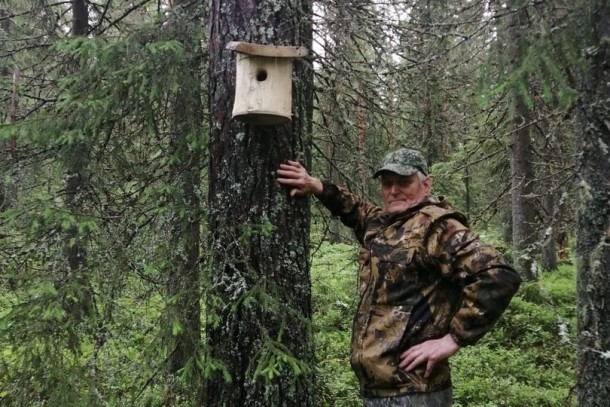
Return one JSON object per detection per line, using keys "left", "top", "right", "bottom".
{"left": 310, "top": 178, "right": 323, "bottom": 196}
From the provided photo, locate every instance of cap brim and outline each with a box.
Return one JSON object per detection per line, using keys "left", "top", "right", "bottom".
{"left": 373, "top": 164, "right": 419, "bottom": 179}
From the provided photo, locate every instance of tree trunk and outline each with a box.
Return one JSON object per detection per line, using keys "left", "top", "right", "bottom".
{"left": 464, "top": 164, "right": 471, "bottom": 217}
{"left": 576, "top": 1, "right": 610, "bottom": 404}
{"left": 1, "top": 8, "right": 15, "bottom": 211}
{"left": 510, "top": 99, "right": 537, "bottom": 280}
{"left": 325, "top": 133, "right": 341, "bottom": 244}
{"left": 62, "top": 0, "right": 94, "bottom": 329}
{"left": 540, "top": 191, "right": 557, "bottom": 272}
{"left": 205, "top": 1, "right": 315, "bottom": 405}
{"left": 508, "top": 1, "right": 537, "bottom": 280}
{"left": 357, "top": 93, "right": 368, "bottom": 195}
{"left": 418, "top": 0, "right": 446, "bottom": 167}
{"left": 537, "top": 114, "right": 558, "bottom": 271}
{"left": 164, "top": 1, "right": 204, "bottom": 403}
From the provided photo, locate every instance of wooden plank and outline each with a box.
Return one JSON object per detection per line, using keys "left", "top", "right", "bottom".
{"left": 226, "top": 41, "right": 308, "bottom": 58}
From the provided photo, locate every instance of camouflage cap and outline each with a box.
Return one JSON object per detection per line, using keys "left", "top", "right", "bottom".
{"left": 373, "top": 148, "right": 428, "bottom": 178}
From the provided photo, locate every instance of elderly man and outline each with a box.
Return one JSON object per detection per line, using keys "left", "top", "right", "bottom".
{"left": 277, "top": 148, "right": 521, "bottom": 406}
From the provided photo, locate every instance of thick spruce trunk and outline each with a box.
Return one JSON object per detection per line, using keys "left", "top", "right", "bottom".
{"left": 205, "top": 1, "right": 314, "bottom": 405}
{"left": 576, "top": 1, "right": 610, "bottom": 404}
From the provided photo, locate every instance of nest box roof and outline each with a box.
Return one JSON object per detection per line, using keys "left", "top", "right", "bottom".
{"left": 226, "top": 41, "right": 308, "bottom": 58}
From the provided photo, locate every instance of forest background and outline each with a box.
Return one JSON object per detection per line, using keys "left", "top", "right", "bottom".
{"left": 0, "top": 0, "right": 608, "bottom": 406}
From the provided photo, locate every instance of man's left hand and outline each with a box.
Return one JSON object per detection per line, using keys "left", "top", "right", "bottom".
{"left": 399, "top": 334, "right": 460, "bottom": 378}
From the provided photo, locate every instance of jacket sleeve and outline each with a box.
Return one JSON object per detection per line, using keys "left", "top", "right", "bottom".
{"left": 315, "top": 181, "right": 381, "bottom": 243}
{"left": 425, "top": 218, "right": 522, "bottom": 346}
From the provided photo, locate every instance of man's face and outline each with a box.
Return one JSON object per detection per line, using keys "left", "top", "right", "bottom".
{"left": 380, "top": 172, "right": 431, "bottom": 214}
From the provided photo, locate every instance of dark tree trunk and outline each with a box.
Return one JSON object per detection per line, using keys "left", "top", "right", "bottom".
{"left": 418, "top": 0, "right": 447, "bottom": 167}
{"left": 1, "top": 8, "right": 15, "bottom": 211}
{"left": 62, "top": 0, "right": 93, "bottom": 327}
{"left": 71, "top": 0, "right": 87, "bottom": 35}
{"left": 508, "top": 1, "right": 537, "bottom": 280}
{"left": 164, "top": 1, "right": 204, "bottom": 403}
{"left": 325, "top": 134, "right": 341, "bottom": 244}
{"left": 576, "top": 1, "right": 610, "bottom": 404}
{"left": 540, "top": 190, "right": 557, "bottom": 272}
{"left": 510, "top": 99, "right": 537, "bottom": 280}
{"left": 464, "top": 164, "right": 471, "bottom": 217}
{"left": 357, "top": 93, "right": 368, "bottom": 195}
{"left": 205, "top": 1, "right": 315, "bottom": 406}
{"left": 538, "top": 117, "right": 558, "bottom": 272}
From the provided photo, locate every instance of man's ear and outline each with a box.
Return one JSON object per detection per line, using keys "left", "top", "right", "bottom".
{"left": 423, "top": 177, "right": 432, "bottom": 194}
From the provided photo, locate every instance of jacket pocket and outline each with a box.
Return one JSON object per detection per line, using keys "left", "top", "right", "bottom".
{"left": 372, "top": 246, "right": 419, "bottom": 305}
{"left": 352, "top": 304, "right": 412, "bottom": 388}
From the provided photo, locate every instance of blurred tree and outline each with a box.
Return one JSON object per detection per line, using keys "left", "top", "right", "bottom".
{"left": 505, "top": 0, "right": 538, "bottom": 280}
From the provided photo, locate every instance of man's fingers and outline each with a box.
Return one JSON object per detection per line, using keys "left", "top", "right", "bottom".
{"left": 278, "top": 161, "right": 303, "bottom": 172}
{"left": 399, "top": 335, "right": 459, "bottom": 378}
{"left": 277, "top": 160, "right": 320, "bottom": 196}
{"left": 277, "top": 166, "right": 305, "bottom": 179}
{"left": 286, "top": 160, "right": 302, "bottom": 167}
{"left": 276, "top": 168, "right": 299, "bottom": 177}
{"left": 424, "top": 360, "right": 436, "bottom": 379}
{"left": 402, "top": 354, "right": 426, "bottom": 372}
{"left": 398, "top": 348, "right": 419, "bottom": 370}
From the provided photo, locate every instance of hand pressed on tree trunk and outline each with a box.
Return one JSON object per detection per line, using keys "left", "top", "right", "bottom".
{"left": 276, "top": 161, "right": 323, "bottom": 197}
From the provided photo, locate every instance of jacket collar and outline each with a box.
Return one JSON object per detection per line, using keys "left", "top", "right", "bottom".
{"left": 382, "top": 195, "right": 451, "bottom": 223}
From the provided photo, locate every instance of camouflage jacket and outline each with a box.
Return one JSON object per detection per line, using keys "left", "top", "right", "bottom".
{"left": 317, "top": 182, "right": 521, "bottom": 398}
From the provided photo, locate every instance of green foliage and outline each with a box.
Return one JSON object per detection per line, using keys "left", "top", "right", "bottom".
{"left": 249, "top": 340, "right": 312, "bottom": 381}
{"left": 0, "top": 8, "right": 208, "bottom": 405}
{"left": 477, "top": 2, "right": 586, "bottom": 114}
{"left": 453, "top": 262, "right": 577, "bottom": 407}
{"left": 430, "top": 160, "right": 467, "bottom": 213}
{"left": 312, "top": 242, "right": 361, "bottom": 407}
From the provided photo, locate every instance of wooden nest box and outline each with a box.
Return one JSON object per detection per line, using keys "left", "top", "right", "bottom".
{"left": 227, "top": 41, "right": 308, "bottom": 126}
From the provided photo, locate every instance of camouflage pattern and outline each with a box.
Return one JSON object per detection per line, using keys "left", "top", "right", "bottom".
{"left": 373, "top": 148, "right": 429, "bottom": 178}
{"left": 317, "top": 182, "right": 521, "bottom": 398}
{"left": 363, "top": 388, "right": 452, "bottom": 406}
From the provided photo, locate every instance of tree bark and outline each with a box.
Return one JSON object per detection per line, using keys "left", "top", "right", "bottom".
{"left": 325, "top": 131, "right": 341, "bottom": 244}
{"left": 164, "top": 1, "right": 204, "bottom": 403}
{"left": 537, "top": 114, "right": 558, "bottom": 271}
{"left": 540, "top": 190, "right": 557, "bottom": 272}
{"left": 576, "top": 1, "right": 610, "bottom": 404}
{"left": 1, "top": 8, "right": 15, "bottom": 211}
{"left": 417, "top": 0, "right": 447, "bottom": 167}
{"left": 508, "top": 2, "right": 537, "bottom": 280}
{"left": 62, "top": 0, "right": 94, "bottom": 328}
{"left": 205, "top": 1, "right": 315, "bottom": 405}
{"left": 357, "top": 93, "right": 368, "bottom": 195}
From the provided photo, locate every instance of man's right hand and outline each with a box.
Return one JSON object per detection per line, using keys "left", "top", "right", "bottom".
{"left": 276, "top": 160, "right": 323, "bottom": 197}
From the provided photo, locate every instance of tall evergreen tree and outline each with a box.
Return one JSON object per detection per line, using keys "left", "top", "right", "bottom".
{"left": 506, "top": 1, "right": 537, "bottom": 280}
{"left": 60, "top": 0, "right": 96, "bottom": 329}
{"left": 205, "top": 0, "right": 315, "bottom": 405}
